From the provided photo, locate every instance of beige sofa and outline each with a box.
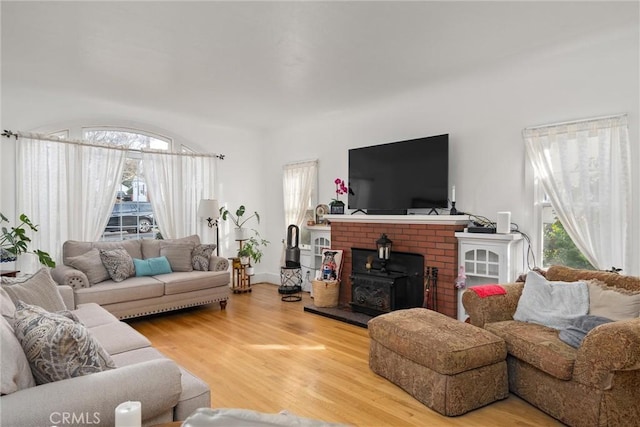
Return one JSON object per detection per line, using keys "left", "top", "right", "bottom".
{"left": 462, "top": 266, "right": 640, "bottom": 427}
{"left": 50, "top": 235, "right": 230, "bottom": 319}
{"left": 1, "top": 270, "right": 210, "bottom": 426}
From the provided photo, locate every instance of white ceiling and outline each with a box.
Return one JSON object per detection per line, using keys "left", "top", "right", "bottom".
{"left": 2, "top": 1, "right": 637, "bottom": 132}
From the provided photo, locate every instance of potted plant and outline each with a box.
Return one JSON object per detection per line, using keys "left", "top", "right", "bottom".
{"left": 219, "top": 205, "right": 260, "bottom": 241}
{"left": 236, "top": 231, "right": 269, "bottom": 276}
{"left": 330, "top": 178, "right": 348, "bottom": 214}
{"left": 1, "top": 213, "right": 55, "bottom": 267}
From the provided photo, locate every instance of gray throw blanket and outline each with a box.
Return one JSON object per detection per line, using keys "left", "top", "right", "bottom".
{"left": 559, "top": 315, "right": 613, "bottom": 348}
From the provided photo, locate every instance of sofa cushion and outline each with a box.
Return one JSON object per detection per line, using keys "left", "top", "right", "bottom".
{"left": 100, "top": 248, "right": 136, "bottom": 282}
{"left": 160, "top": 242, "right": 195, "bottom": 272}
{"left": 66, "top": 248, "right": 110, "bottom": 284}
{"left": 87, "top": 321, "right": 151, "bottom": 355}
{"left": 92, "top": 239, "right": 143, "bottom": 260}
{"left": 158, "top": 271, "right": 231, "bottom": 295}
{"left": 485, "top": 320, "right": 576, "bottom": 380}
{"left": 63, "top": 239, "right": 143, "bottom": 264}
{"left": 141, "top": 235, "right": 201, "bottom": 259}
{"left": 513, "top": 271, "right": 589, "bottom": 330}
{"left": 1, "top": 268, "right": 66, "bottom": 312}
{"left": 1, "top": 316, "right": 36, "bottom": 394}
{"left": 74, "top": 277, "right": 165, "bottom": 306}
{"left": 13, "top": 301, "right": 116, "bottom": 385}
{"left": 588, "top": 280, "right": 640, "bottom": 321}
{"left": 72, "top": 303, "right": 120, "bottom": 328}
{"left": 192, "top": 244, "right": 216, "bottom": 271}
{"left": 134, "top": 256, "right": 173, "bottom": 277}
{"left": 368, "top": 308, "right": 506, "bottom": 375}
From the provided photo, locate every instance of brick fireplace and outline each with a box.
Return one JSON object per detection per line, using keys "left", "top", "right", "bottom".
{"left": 326, "top": 215, "right": 468, "bottom": 319}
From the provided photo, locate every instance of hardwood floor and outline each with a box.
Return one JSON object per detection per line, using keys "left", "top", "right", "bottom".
{"left": 128, "top": 284, "right": 563, "bottom": 426}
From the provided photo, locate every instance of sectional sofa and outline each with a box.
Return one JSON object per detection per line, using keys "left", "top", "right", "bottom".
{"left": 1, "top": 268, "right": 210, "bottom": 426}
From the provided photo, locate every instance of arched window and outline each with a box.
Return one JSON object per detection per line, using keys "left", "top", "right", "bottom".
{"left": 82, "top": 127, "right": 171, "bottom": 241}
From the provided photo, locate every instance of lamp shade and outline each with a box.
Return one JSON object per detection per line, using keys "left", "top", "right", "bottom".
{"left": 198, "top": 199, "right": 220, "bottom": 219}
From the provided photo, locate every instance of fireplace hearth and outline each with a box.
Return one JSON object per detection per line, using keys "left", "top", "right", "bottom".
{"left": 349, "top": 248, "right": 424, "bottom": 316}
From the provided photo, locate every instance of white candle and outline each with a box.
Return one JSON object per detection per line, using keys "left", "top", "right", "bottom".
{"left": 115, "top": 401, "right": 141, "bottom": 427}
{"left": 451, "top": 185, "right": 456, "bottom": 203}
{"left": 378, "top": 247, "right": 384, "bottom": 258}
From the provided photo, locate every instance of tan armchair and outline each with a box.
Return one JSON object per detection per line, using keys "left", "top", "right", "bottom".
{"left": 462, "top": 266, "right": 640, "bottom": 427}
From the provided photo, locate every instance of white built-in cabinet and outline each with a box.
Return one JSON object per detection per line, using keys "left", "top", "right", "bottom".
{"left": 305, "top": 225, "right": 331, "bottom": 295}
{"left": 455, "top": 232, "right": 524, "bottom": 321}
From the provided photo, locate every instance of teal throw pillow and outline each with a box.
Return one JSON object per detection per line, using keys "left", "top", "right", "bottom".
{"left": 134, "top": 256, "right": 173, "bottom": 277}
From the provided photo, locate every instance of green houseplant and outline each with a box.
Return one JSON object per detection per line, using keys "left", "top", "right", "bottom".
{"left": 219, "top": 205, "right": 260, "bottom": 241}
{"left": 237, "top": 231, "right": 269, "bottom": 275}
{"left": 1, "top": 213, "right": 55, "bottom": 267}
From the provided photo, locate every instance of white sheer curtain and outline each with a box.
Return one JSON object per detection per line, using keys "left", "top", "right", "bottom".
{"left": 282, "top": 160, "right": 318, "bottom": 267}
{"left": 523, "top": 114, "right": 631, "bottom": 273}
{"left": 283, "top": 160, "right": 318, "bottom": 229}
{"left": 142, "top": 151, "right": 217, "bottom": 239}
{"left": 16, "top": 136, "right": 125, "bottom": 271}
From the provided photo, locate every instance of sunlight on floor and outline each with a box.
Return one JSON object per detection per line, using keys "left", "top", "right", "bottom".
{"left": 246, "top": 344, "right": 326, "bottom": 351}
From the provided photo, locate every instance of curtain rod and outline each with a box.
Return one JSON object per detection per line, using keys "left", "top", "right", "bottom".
{"left": 283, "top": 159, "right": 318, "bottom": 167}
{"left": 523, "top": 113, "right": 627, "bottom": 131}
{"left": 1, "top": 129, "right": 225, "bottom": 160}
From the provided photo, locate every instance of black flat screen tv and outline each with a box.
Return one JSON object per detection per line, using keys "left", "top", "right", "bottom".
{"left": 348, "top": 134, "right": 449, "bottom": 214}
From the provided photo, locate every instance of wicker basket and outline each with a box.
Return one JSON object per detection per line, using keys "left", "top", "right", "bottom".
{"left": 312, "top": 280, "right": 340, "bottom": 307}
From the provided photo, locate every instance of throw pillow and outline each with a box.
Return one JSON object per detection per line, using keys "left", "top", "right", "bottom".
{"left": 99, "top": 248, "right": 135, "bottom": 282}
{"left": 1, "top": 316, "right": 36, "bottom": 394}
{"left": 513, "top": 271, "right": 589, "bottom": 330}
{"left": 1, "top": 287, "right": 16, "bottom": 319}
{"left": 133, "top": 256, "right": 173, "bottom": 277}
{"left": 160, "top": 242, "right": 195, "bottom": 272}
{"left": 192, "top": 244, "right": 216, "bottom": 271}
{"left": 66, "top": 248, "right": 110, "bottom": 284}
{"left": 1, "top": 268, "right": 66, "bottom": 312}
{"left": 12, "top": 301, "right": 115, "bottom": 385}
{"left": 587, "top": 279, "right": 640, "bottom": 321}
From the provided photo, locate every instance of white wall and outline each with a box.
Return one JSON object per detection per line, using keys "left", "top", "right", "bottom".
{"left": 2, "top": 24, "right": 638, "bottom": 279}
{"left": 264, "top": 26, "right": 640, "bottom": 276}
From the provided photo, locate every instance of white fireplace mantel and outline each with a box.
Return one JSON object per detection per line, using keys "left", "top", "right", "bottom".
{"left": 324, "top": 214, "right": 469, "bottom": 225}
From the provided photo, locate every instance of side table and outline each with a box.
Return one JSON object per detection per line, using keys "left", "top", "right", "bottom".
{"left": 230, "top": 257, "right": 251, "bottom": 293}
{"left": 0, "top": 270, "right": 19, "bottom": 277}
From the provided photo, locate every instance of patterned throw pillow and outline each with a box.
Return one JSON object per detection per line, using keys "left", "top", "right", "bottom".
{"left": 192, "top": 244, "right": 216, "bottom": 271}
{"left": 99, "top": 249, "right": 135, "bottom": 282}
{"left": 12, "top": 301, "right": 116, "bottom": 385}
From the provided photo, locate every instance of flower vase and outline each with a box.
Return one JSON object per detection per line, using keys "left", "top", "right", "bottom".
{"left": 330, "top": 200, "right": 345, "bottom": 214}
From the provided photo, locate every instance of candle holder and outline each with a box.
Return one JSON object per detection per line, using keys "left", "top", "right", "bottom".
{"left": 450, "top": 201, "right": 458, "bottom": 215}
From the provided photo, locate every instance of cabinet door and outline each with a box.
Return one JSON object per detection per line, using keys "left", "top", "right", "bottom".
{"left": 464, "top": 248, "right": 500, "bottom": 283}
{"left": 313, "top": 236, "right": 331, "bottom": 270}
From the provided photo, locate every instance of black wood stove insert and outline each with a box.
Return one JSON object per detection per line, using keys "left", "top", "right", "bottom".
{"left": 349, "top": 248, "right": 424, "bottom": 316}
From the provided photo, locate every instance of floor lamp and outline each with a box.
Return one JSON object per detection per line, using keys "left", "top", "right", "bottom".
{"left": 197, "top": 199, "right": 220, "bottom": 256}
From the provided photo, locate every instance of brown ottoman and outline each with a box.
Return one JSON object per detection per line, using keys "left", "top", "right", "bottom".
{"left": 368, "top": 308, "right": 508, "bottom": 416}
